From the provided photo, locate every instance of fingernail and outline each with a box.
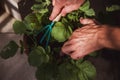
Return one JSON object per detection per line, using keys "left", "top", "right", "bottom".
{"left": 49, "top": 17, "right": 53, "bottom": 21}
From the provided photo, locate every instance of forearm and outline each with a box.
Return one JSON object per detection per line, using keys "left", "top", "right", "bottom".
{"left": 99, "top": 25, "right": 120, "bottom": 50}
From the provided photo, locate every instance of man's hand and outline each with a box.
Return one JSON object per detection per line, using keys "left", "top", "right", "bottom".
{"left": 49, "top": 0, "right": 85, "bottom": 20}
{"left": 62, "top": 18, "right": 104, "bottom": 59}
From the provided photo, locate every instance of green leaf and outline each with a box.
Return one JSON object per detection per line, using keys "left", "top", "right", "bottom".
{"left": 45, "top": 0, "right": 51, "bottom": 6}
{"left": 35, "top": 13, "right": 44, "bottom": 24}
{"left": 28, "top": 46, "right": 49, "bottom": 67}
{"left": 77, "top": 61, "right": 96, "bottom": 80}
{"left": 38, "top": 8, "right": 48, "bottom": 14}
{"left": 74, "top": 59, "right": 84, "bottom": 65}
{"left": 13, "top": 21, "right": 27, "bottom": 34}
{"left": 31, "top": 4, "right": 45, "bottom": 11}
{"left": 36, "top": 63, "right": 58, "bottom": 80}
{"left": 67, "top": 14, "right": 76, "bottom": 21}
{"left": 0, "top": 41, "right": 19, "bottom": 59}
{"left": 31, "top": 3, "right": 49, "bottom": 12}
{"left": 57, "top": 62, "right": 78, "bottom": 80}
{"left": 85, "top": 8, "right": 95, "bottom": 16}
{"left": 106, "top": 5, "right": 120, "bottom": 12}
{"left": 51, "top": 22, "right": 72, "bottom": 42}
{"left": 79, "top": 0, "right": 95, "bottom": 17}
{"left": 78, "top": 71, "right": 89, "bottom": 80}
{"left": 24, "top": 13, "right": 40, "bottom": 30}
{"left": 67, "top": 11, "right": 80, "bottom": 21}
{"left": 79, "top": 0, "right": 90, "bottom": 11}
{"left": 61, "top": 18, "right": 68, "bottom": 24}
{"left": 35, "top": 0, "right": 51, "bottom": 5}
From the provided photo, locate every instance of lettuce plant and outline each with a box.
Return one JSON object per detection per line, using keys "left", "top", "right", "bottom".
{"left": 0, "top": 0, "right": 100, "bottom": 80}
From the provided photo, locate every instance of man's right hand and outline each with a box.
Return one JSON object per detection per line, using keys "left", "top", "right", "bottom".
{"left": 49, "top": 0, "right": 85, "bottom": 21}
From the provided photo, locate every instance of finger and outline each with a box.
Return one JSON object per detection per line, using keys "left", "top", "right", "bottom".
{"left": 80, "top": 17, "right": 96, "bottom": 25}
{"left": 70, "top": 50, "right": 84, "bottom": 60}
{"left": 49, "top": 6, "right": 63, "bottom": 20}
{"left": 52, "top": 0, "right": 55, "bottom": 6}
{"left": 62, "top": 45, "right": 75, "bottom": 55}
{"left": 62, "top": 43, "right": 74, "bottom": 54}
{"left": 62, "top": 39, "right": 80, "bottom": 54}
{"left": 63, "top": 38, "right": 80, "bottom": 47}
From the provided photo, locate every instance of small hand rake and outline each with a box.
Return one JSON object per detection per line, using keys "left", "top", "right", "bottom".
{"left": 38, "top": 14, "right": 62, "bottom": 47}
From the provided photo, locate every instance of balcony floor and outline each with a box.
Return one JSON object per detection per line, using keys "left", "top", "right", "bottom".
{"left": 0, "top": 12, "right": 37, "bottom": 80}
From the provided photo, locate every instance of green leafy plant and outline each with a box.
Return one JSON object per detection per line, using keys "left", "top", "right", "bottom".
{"left": 106, "top": 5, "right": 120, "bottom": 12}
{"left": 0, "top": 0, "right": 98, "bottom": 80}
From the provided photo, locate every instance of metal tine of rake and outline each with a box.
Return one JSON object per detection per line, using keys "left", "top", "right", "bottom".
{"left": 46, "top": 24, "right": 52, "bottom": 47}
{"left": 39, "top": 22, "right": 54, "bottom": 46}
{"left": 39, "top": 13, "right": 62, "bottom": 47}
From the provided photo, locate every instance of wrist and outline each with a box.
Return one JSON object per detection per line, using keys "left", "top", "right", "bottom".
{"left": 98, "top": 25, "right": 114, "bottom": 49}
{"left": 98, "top": 25, "right": 120, "bottom": 50}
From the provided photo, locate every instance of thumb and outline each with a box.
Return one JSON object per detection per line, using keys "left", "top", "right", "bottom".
{"left": 49, "top": 5, "right": 63, "bottom": 21}
{"left": 52, "top": 0, "right": 55, "bottom": 6}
